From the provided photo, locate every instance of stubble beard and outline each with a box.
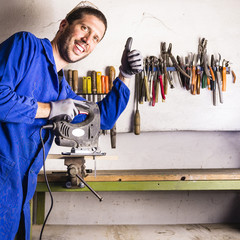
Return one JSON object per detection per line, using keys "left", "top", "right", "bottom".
{"left": 57, "top": 27, "right": 89, "bottom": 64}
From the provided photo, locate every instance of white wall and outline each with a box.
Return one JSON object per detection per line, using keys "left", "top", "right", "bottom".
{"left": 1, "top": 0, "right": 240, "bottom": 225}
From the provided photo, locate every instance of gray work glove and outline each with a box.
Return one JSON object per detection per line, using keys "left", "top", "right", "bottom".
{"left": 49, "top": 98, "right": 79, "bottom": 122}
{"left": 119, "top": 37, "right": 143, "bottom": 78}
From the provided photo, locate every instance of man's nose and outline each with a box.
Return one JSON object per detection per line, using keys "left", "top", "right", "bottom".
{"left": 82, "top": 33, "right": 91, "bottom": 45}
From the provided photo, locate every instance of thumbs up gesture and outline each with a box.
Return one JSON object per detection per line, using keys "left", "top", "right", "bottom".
{"left": 119, "top": 37, "right": 143, "bottom": 78}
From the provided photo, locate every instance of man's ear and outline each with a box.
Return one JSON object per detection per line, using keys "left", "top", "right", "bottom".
{"left": 59, "top": 19, "right": 68, "bottom": 32}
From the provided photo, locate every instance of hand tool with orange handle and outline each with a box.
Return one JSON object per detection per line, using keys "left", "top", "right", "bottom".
{"left": 109, "top": 66, "right": 117, "bottom": 148}
{"left": 73, "top": 70, "right": 79, "bottom": 93}
{"left": 222, "top": 59, "right": 228, "bottom": 91}
{"left": 190, "top": 54, "right": 197, "bottom": 95}
{"left": 105, "top": 75, "right": 109, "bottom": 94}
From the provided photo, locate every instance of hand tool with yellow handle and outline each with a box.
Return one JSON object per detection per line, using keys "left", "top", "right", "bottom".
{"left": 87, "top": 76, "right": 92, "bottom": 101}
{"left": 82, "top": 77, "right": 87, "bottom": 95}
{"left": 91, "top": 71, "right": 97, "bottom": 102}
{"left": 96, "top": 72, "right": 101, "bottom": 94}
{"left": 73, "top": 70, "right": 79, "bottom": 93}
{"left": 96, "top": 71, "right": 102, "bottom": 102}
{"left": 67, "top": 70, "right": 73, "bottom": 88}
{"left": 87, "top": 76, "right": 92, "bottom": 94}
{"left": 109, "top": 66, "right": 117, "bottom": 148}
{"left": 232, "top": 70, "right": 236, "bottom": 83}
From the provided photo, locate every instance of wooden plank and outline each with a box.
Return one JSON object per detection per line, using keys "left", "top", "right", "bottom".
{"left": 47, "top": 154, "right": 118, "bottom": 160}
{"left": 37, "top": 169, "right": 240, "bottom": 183}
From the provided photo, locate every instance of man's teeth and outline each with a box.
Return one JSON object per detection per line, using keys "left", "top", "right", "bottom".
{"left": 76, "top": 44, "right": 84, "bottom": 52}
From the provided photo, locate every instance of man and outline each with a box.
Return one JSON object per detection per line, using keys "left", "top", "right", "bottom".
{"left": 0, "top": 3, "right": 142, "bottom": 240}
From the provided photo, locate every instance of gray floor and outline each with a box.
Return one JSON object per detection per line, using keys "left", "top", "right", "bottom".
{"left": 32, "top": 224, "right": 240, "bottom": 240}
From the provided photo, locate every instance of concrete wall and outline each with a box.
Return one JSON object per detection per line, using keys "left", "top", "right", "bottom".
{"left": 1, "top": 0, "right": 240, "bottom": 225}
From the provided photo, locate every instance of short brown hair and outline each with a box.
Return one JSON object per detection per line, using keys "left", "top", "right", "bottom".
{"left": 66, "top": 6, "right": 107, "bottom": 38}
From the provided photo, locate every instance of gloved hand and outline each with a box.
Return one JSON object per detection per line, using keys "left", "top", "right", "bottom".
{"left": 119, "top": 37, "right": 143, "bottom": 78}
{"left": 49, "top": 98, "right": 79, "bottom": 122}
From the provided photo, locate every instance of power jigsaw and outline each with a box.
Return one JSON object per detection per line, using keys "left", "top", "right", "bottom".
{"left": 48, "top": 100, "right": 105, "bottom": 200}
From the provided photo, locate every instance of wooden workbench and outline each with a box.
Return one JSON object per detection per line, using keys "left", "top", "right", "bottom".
{"left": 32, "top": 167, "right": 240, "bottom": 239}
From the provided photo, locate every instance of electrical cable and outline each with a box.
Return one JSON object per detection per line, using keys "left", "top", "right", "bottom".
{"left": 39, "top": 125, "right": 54, "bottom": 240}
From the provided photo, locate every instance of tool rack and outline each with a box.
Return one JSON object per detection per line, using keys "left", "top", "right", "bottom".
{"left": 31, "top": 154, "right": 240, "bottom": 239}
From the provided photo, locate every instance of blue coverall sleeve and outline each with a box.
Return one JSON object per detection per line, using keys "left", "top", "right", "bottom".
{"left": 0, "top": 32, "right": 38, "bottom": 124}
{"left": 66, "top": 78, "right": 130, "bottom": 130}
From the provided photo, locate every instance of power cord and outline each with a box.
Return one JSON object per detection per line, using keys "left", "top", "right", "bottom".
{"left": 39, "top": 124, "right": 54, "bottom": 240}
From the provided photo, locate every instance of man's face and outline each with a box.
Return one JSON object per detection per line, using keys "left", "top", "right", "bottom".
{"left": 57, "top": 14, "right": 106, "bottom": 63}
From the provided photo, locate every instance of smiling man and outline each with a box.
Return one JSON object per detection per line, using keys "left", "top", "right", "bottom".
{"left": 0, "top": 3, "right": 142, "bottom": 240}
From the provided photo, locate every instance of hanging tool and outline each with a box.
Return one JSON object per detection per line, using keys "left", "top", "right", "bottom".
{"left": 82, "top": 76, "right": 87, "bottom": 98}
{"left": 191, "top": 54, "right": 197, "bottom": 95}
{"left": 91, "top": 71, "right": 97, "bottom": 102}
{"left": 232, "top": 70, "right": 236, "bottom": 83}
{"left": 210, "top": 55, "right": 217, "bottom": 106}
{"left": 134, "top": 73, "right": 140, "bottom": 135}
{"left": 109, "top": 66, "right": 117, "bottom": 148}
{"left": 157, "top": 58, "right": 166, "bottom": 101}
{"left": 68, "top": 70, "right": 73, "bottom": 89}
{"left": 161, "top": 42, "right": 169, "bottom": 95}
{"left": 196, "top": 54, "right": 202, "bottom": 95}
{"left": 96, "top": 71, "right": 102, "bottom": 101}
{"left": 87, "top": 76, "right": 92, "bottom": 101}
{"left": 143, "top": 58, "right": 150, "bottom": 102}
{"left": 222, "top": 59, "right": 228, "bottom": 91}
{"left": 215, "top": 54, "right": 223, "bottom": 104}
{"left": 73, "top": 70, "right": 79, "bottom": 93}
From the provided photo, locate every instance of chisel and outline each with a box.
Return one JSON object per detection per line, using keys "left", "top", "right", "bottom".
{"left": 67, "top": 70, "right": 73, "bottom": 88}
{"left": 73, "top": 70, "right": 79, "bottom": 93}
{"left": 91, "top": 71, "right": 97, "bottom": 102}
{"left": 109, "top": 66, "right": 116, "bottom": 148}
{"left": 134, "top": 73, "right": 140, "bottom": 135}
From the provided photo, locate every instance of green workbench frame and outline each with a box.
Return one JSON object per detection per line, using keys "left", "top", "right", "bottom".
{"left": 33, "top": 179, "right": 240, "bottom": 226}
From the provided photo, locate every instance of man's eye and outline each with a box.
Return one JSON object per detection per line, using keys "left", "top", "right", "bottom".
{"left": 81, "top": 26, "right": 88, "bottom": 32}
{"left": 93, "top": 36, "right": 99, "bottom": 43}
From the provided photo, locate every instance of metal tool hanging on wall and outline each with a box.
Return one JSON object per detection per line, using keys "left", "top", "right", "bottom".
{"left": 136, "top": 38, "right": 235, "bottom": 108}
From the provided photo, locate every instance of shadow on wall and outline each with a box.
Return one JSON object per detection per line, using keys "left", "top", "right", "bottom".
{"left": 223, "top": 192, "right": 240, "bottom": 224}
{"left": 0, "top": 1, "right": 57, "bottom": 42}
